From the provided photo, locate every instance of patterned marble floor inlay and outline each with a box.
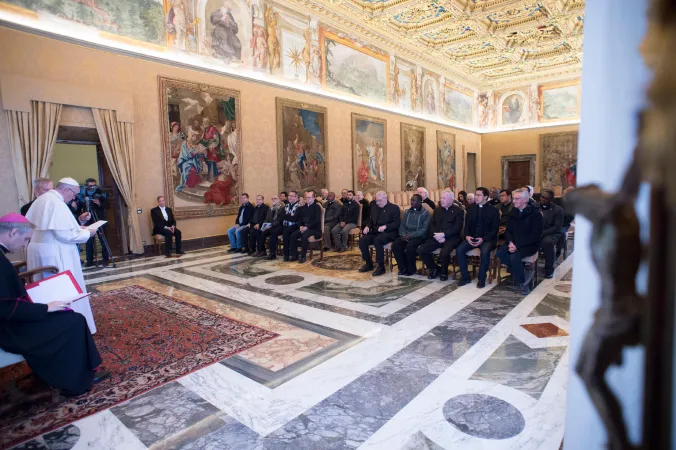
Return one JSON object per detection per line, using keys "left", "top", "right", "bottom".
{"left": 5, "top": 245, "right": 575, "bottom": 449}
{"left": 443, "top": 394, "right": 526, "bottom": 440}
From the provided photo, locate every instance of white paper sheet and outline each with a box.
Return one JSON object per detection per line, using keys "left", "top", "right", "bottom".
{"left": 27, "top": 273, "right": 87, "bottom": 305}
{"left": 87, "top": 220, "right": 108, "bottom": 231}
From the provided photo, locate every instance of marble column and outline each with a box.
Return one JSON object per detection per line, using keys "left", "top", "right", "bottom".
{"left": 564, "top": 1, "right": 651, "bottom": 449}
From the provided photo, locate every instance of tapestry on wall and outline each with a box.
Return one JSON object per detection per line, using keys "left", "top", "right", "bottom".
{"left": 541, "top": 132, "right": 578, "bottom": 190}
{"left": 352, "top": 113, "right": 387, "bottom": 193}
{"left": 401, "top": 123, "right": 425, "bottom": 190}
{"left": 276, "top": 98, "right": 328, "bottom": 193}
{"left": 159, "top": 76, "right": 242, "bottom": 218}
{"left": 436, "top": 131, "right": 456, "bottom": 191}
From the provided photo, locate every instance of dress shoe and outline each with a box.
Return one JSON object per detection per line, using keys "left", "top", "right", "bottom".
{"left": 298, "top": 257, "right": 306, "bottom": 264}
{"left": 227, "top": 248, "right": 237, "bottom": 253}
{"left": 85, "top": 262, "right": 95, "bottom": 268}
{"left": 267, "top": 254, "right": 277, "bottom": 260}
{"left": 457, "top": 278, "right": 471, "bottom": 287}
{"left": 372, "top": 265, "right": 385, "bottom": 276}
{"left": 102, "top": 260, "right": 110, "bottom": 267}
{"left": 283, "top": 257, "right": 289, "bottom": 262}
{"left": 398, "top": 268, "right": 408, "bottom": 276}
{"left": 427, "top": 266, "right": 439, "bottom": 280}
{"left": 477, "top": 280, "right": 486, "bottom": 289}
{"left": 439, "top": 273, "right": 448, "bottom": 281}
{"left": 176, "top": 250, "right": 185, "bottom": 255}
{"left": 359, "top": 263, "right": 374, "bottom": 273}
{"left": 255, "top": 251, "right": 266, "bottom": 257}
{"left": 289, "top": 256, "right": 299, "bottom": 262}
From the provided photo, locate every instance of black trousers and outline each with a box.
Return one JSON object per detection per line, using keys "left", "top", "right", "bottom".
{"left": 358, "top": 232, "right": 396, "bottom": 266}
{"left": 456, "top": 240, "right": 496, "bottom": 283}
{"left": 249, "top": 227, "right": 261, "bottom": 251}
{"left": 282, "top": 226, "right": 299, "bottom": 259}
{"left": 85, "top": 226, "right": 109, "bottom": 263}
{"left": 417, "top": 237, "right": 461, "bottom": 274}
{"left": 158, "top": 228, "right": 182, "bottom": 255}
{"left": 289, "top": 228, "right": 322, "bottom": 258}
{"left": 239, "top": 227, "right": 251, "bottom": 250}
{"left": 541, "top": 234, "right": 559, "bottom": 275}
{"left": 265, "top": 225, "right": 284, "bottom": 255}
{"left": 391, "top": 236, "right": 426, "bottom": 273}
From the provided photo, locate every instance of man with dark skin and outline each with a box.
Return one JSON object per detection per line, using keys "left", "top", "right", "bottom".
{"left": 391, "top": 194, "right": 430, "bottom": 276}
{"left": 540, "top": 189, "right": 564, "bottom": 278}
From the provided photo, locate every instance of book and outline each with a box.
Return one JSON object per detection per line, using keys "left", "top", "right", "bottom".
{"left": 25, "top": 271, "right": 87, "bottom": 305}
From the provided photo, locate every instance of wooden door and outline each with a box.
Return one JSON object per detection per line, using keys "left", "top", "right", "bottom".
{"left": 96, "top": 145, "right": 125, "bottom": 256}
{"left": 507, "top": 161, "right": 531, "bottom": 191}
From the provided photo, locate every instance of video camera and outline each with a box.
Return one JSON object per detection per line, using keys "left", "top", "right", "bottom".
{"left": 76, "top": 185, "right": 107, "bottom": 209}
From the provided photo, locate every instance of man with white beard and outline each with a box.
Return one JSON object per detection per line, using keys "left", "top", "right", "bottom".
{"left": 26, "top": 177, "right": 98, "bottom": 334}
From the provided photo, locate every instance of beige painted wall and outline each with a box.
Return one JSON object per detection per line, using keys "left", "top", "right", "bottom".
{"left": 480, "top": 124, "right": 579, "bottom": 191}
{"left": 0, "top": 27, "right": 481, "bottom": 245}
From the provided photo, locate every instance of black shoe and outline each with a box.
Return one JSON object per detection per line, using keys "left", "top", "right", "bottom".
{"left": 477, "top": 280, "right": 486, "bottom": 289}
{"left": 359, "top": 263, "right": 374, "bottom": 273}
{"left": 427, "top": 266, "right": 439, "bottom": 280}
{"left": 439, "top": 273, "right": 448, "bottom": 281}
{"left": 227, "top": 248, "right": 237, "bottom": 253}
{"left": 458, "top": 278, "right": 471, "bottom": 287}
{"left": 372, "top": 265, "right": 385, "bottom": 276}
{"left": 267, "top": 254, "right": 277, "bottom": 260}
{"left": 289, "top": 256, "right": 298, "bottom": 262}
{"left": 102, "top": 260, "right": 110, "bottom": 267}
{"left": 176, "top": 250, "right": 185, "bottom": 255}
{"left": 298, "top": 257, "right": 306, "bottom": 264}
{"left": 545, "top": 273, "right": 554, "bottom": 279}
{"left": 555, "top": 251, "right": 562, "bottom": 260}
{"left": 255, "top": 251, "right": 266, "bottom": 257}
{"left": 323, "top": 247, "right": 330, "bottom": 252}
{"left": 397, "top": 268, "right": 408, "bottom": 276}
{"left": 85, "top": 262, "right": 95, "bottom": 268}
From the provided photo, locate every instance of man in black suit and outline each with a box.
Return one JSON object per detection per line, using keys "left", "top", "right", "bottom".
{"left": 151, "top": 196, "right": 183, "bottom": 257}
{"left": 358, "top": 191, "right": 401, "bottom": 276}
{"left": 540, "top": 189, "right": 564, "bottom": 279}
{"left": 456, "top": 187, "right": 500, "bottom": 288}
{"left": 290, "top": 190, "right": 322, "bottom": 264}
{"left": 246, "top": 195, "right": 270, "bottom": 256}
{"left": 497, "top": 188, "right": 543, "bottom": 295}
{"left": 417, "top": 191, "right": 464, "bottom": 281}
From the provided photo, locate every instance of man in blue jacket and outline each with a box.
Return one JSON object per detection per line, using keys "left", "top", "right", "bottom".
{"left": 391, "top": 194, "right": 430, "bottom": 276}
{"left": 227, "top": 193, "right": 254, "bottom": 253}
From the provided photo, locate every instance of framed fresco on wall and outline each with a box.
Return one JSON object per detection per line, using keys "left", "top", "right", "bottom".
{"left": 321, "top": 30, "right": 390, "bottom": 103}
{"left": 436, "top": 131, "right": 456, "bottom": 191}
{"left": 159, "top": 76, "right": 242, "bottom": 218}
{"left": 401, "top": 123, "right": 426, "bottom": 190}
{"left": 352, "top": 113, "right": 387, "bottom": 193}
{"left": 541, "top": 132, "right": 578, "bottom": 190}
{"left": 276, "top": 98, "right": 328, "bottom": 193}
{"left": 539, "top": 81, "right": 581, "bottom": 122}
{"left": 443, "top": 85, "right": 473, "bottom": 125}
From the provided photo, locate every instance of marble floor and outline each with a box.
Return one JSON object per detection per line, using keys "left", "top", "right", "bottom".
{"left": 13, "top": 244, "right": 573, "bottom": 450}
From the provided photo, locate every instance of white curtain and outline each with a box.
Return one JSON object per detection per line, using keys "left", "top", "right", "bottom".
{"left": 5, "top": 101, "right": 62, "bottom": 205}
{"left": 91, "top": 108, "right": 144, "bottom": 254}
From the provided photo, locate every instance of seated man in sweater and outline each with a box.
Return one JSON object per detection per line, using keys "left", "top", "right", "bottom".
{"left": 539, "top": 189, "right": 564, "bottom": 278}
{"left": 290, "top": 190, "right": 322, "bottom": 264}
{"left": 497, "top": 188, "right": 544, "bottom": 294}
{"left": 457, "top": 187, "right": 500, "bottom": 288}
{"left": 358, "top": 191, "right": 401, "bottom": 276}
{"left": 417, "top": 191, "right": 464, "bottom": 281}
{"left": 332, "top": 190, "right": 360, "bottom": 252}
{"left": 392, "top": 194, "right": 430, "bottom": 276}
{"left": 247, "top": 195, "right": 270, "bottom": 256}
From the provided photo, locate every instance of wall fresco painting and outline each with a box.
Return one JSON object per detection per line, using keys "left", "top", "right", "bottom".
{"left": 501, "top": 93, "right": 525, "bottom": 125}
{"left": 444, "top": 85, "right": 473, "bottom": 125}
{"left": 540, "top": 82, "right": 580, "bottom": 122}
{"left": 352, "top": 113, "right": 387, "bottom": 193}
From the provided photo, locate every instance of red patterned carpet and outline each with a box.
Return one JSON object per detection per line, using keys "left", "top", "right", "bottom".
{"left": 0, "top": 285, "right": 279, "bottom": 449}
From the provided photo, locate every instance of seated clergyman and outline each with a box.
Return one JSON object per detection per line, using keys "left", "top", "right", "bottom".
{"left": 0, "top": 213, "right": 109, "bottom": 397}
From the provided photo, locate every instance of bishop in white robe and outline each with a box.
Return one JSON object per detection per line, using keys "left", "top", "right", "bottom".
{"left": 25, "top": 178, "right": 98, "bottom": 334}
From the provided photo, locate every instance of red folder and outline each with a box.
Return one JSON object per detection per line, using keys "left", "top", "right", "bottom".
{"left": 25, "top": 270, "right": 87, "bottom": 304}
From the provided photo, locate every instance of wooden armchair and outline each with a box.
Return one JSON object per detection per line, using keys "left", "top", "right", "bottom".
{"left": 13, "top": 261, "right": 59, "bottom": 284}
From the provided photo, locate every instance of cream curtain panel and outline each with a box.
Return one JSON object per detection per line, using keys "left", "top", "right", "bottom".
{"left": 5, "top": 101, "right": 62, "bottom": 205}
{"left": 91, "top": 108, "right": 144, "bottom": 254}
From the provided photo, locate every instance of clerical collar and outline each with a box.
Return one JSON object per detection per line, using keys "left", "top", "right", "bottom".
{"left": 411, "top": 206, "right": 421, "bottom": 211}
{"left": 0, "top": 243, "right": 8, "bottom": 254}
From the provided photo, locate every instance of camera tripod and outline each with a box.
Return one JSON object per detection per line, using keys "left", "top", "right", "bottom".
{"left": 87, "top": 198, "right": 116, "bottom": 268}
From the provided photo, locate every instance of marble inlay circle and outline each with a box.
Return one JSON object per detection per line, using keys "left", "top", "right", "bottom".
{"left": 265, "top": 275, "right": 305, "bottom": 285}
{"left": 311, "top": 254, "right": 364, "bottom": 271}
{"left": 443, "top": 394, "right": 525, "bottom": 440}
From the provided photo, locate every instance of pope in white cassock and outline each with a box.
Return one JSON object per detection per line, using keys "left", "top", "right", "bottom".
{"left": 25, "top": 177, "right": 98, "bottom": 334}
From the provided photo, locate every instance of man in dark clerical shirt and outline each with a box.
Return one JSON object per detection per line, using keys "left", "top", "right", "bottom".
{"left": 289, "top": 190, "right": 322, "bottom": 264}
{"left": 496, "top": 189, "right": 514, "bottom": 238}
{"left": 0, "top": 213, "right": 107, "bottom": 397}
{"left": 457, "top": 187, "right": 500, "bottom": 288}
{"left": 497, "top": 188, "right": 544, "bottom": 295}
{"left": 358, "top": 191, "right": 401, "bottom": 276}
{"left": 356, "top": 191, "right": 371, "bottom": 231}
{"left": 339, "top": 189, "right": 348, "bottom": 204}
{"left": 540, "top": 189, "right": 564, "bottom": 279}
{"left": 487, "top": 187, "right": 501, "bottom": 207}
{"left": 553, "top": 186, "right": 575, "bottom": 259}
{"left": 258, "top": 195, "right": 284, "bottom": 258}
{"left": 417, "top": 187, "right": 436, "bottom": 210}
{"left": 322, "top": 192, "right": 341, "bottom": 250}
{"left": 246, "top": 195, "right": 270, "bottom": 255}
{"left": 417, "top": 191, "right": 464, "bottom": 281}
{"left": 332, "top": 190, "right": 360, "bottom": 252}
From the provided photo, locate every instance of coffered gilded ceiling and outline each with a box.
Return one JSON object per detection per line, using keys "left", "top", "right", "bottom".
{"left": 289, "top": 0, "right": 584, "bottom": 89}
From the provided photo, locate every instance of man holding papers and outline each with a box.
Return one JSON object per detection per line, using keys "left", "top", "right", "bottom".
{"left": 25, "top": 178, "right": 98, "bottom": 333}
{"left": 0, "top": 213, "right": 105, "bottom": 397}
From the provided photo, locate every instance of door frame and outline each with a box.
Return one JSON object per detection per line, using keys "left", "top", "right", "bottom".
{"left": 501, "top": 154, "right": 536, "bottom": 190}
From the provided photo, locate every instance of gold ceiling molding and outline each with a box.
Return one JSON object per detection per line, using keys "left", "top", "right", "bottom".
{"left": 291, "top": 0, "right": 584, "bottom": 89}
